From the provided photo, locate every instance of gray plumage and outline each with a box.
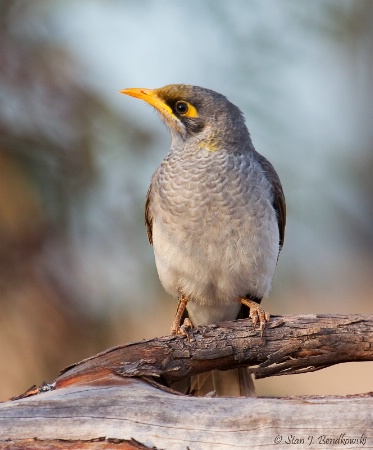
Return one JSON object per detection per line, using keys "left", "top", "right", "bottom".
{"left": 122, "top": 84, "right": 286, "bottom": 396}
{"left": 145, "top": 85, "right": 285, "bottom": 326}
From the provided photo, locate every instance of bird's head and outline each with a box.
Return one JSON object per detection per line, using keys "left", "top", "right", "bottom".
{"left": 120, "top": 84, "right": 251, "bottom": 151}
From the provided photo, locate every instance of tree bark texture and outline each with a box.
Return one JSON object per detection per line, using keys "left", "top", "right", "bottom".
{"left": 55, "top": 313, "right": 373, "bottom": 387}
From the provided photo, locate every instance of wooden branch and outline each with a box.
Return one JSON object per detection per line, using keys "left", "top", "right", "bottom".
{"left": 1, "top": 314, "right": 372, "bottom": 449}
{"left": 54, "top": 313, "right": 373, "bottom": 388}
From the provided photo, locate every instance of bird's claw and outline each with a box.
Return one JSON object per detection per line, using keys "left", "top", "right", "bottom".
{"left": 171, "top": 295, "right": 189, "bottom": 335}
{"left": 241, "top": 298, "right": 270, "bottom": 337}
{"left": 171, "top": 317, "right": 192, "bottom": 335}
{"left": 171, "top": 318, "right": 193, "bottom": 339}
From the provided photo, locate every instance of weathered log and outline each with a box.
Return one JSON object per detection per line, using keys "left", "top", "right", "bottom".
{"left": 0, "top": 314, "right": 372, "bottom": 449}
{"left": 0, "top": 379, "right": 372, "bottom": 449}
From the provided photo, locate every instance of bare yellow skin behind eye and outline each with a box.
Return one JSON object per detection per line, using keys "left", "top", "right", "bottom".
{"left": 179, "top": 102, "right": 198, "bottom": 118}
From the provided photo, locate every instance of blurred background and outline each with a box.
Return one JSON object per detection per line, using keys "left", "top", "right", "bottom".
{"left": 0, "top": 0, "right": 372, "bottom": 401}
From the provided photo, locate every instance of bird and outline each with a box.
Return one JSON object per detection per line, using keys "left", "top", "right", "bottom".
{"left": 120, "top": 84, "right": 286, "bottom": 397}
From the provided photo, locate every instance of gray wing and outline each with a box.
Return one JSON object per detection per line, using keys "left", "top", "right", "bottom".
{"left": 255, "top": 151, "right": 286, "bottom": 252}
{"left": 145, "top": 184, "right": 153, "bottom": 244}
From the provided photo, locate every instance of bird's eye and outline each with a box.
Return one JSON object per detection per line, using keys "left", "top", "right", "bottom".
{"left": 175, "top": 101, "right": 189, "bottom": 115}
{"left": 173, "top": 101, "right": 198, "bottom": 118}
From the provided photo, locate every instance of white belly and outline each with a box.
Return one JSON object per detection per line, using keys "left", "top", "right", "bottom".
{"left": 150, "top": 149, "right": 281, "bottom": 325}
{"left": 152, "top": 206, "right": 279, "bottom": 319}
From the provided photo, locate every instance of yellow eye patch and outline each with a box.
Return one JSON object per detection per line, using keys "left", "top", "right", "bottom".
{"left": 175, "top": 101, "right": 198, "bottom": 118}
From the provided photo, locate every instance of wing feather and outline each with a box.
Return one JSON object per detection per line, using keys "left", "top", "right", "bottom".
{"left": 255, "top": 151, "right": 286, "bottom": 252}
{"left": 145, "top": 184, "right": 153, "bottom": 245}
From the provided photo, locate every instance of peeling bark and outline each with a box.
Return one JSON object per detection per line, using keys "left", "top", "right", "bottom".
{"left": 55, "top": 314, "right": 373, "bottom": 388}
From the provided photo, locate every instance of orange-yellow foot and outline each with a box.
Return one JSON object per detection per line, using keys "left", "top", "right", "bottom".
{"left": 172, "top": 317, "right": 193, "bottom": 336}
{"left": 171, "top": 295, "right": 190, "bottom": 335}
{"left": 179, "top": 318, "right": 193, "bottom": 337}
{"left": 240, "top": 298, "right": 270, "bottom": 337}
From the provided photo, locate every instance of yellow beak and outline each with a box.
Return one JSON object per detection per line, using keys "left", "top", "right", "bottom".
{"left": 120, "top": 88, "right": 173, "bottom": 116}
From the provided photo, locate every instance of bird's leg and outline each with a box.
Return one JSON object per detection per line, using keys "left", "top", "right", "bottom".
{"left": 240, "top": 298, "right": 270, "bottom": 337}
{"left": 171, "top": 294, "right": 191, "bottom": 335}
